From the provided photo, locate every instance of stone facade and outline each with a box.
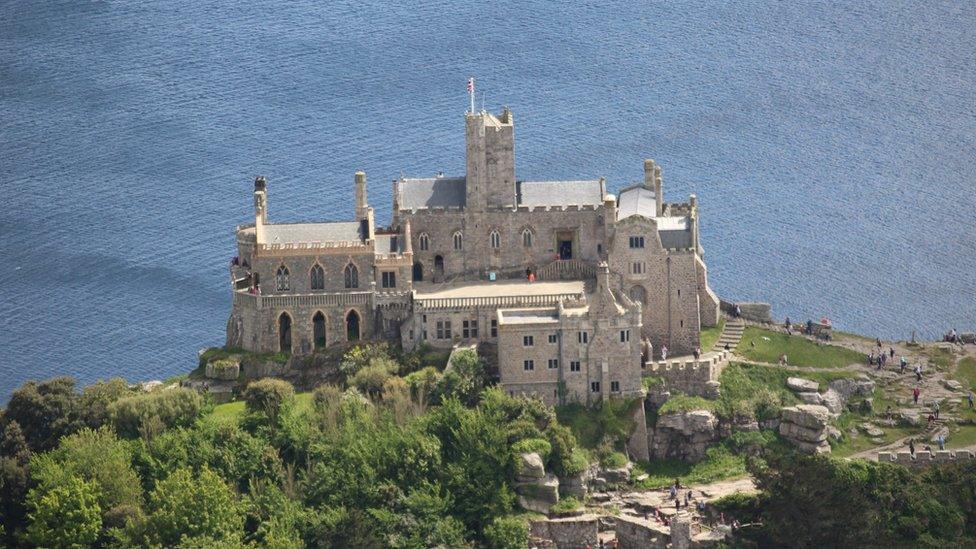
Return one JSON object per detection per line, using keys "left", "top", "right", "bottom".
{"left": 224, "top": 106, "right": 720, "bottom": 406}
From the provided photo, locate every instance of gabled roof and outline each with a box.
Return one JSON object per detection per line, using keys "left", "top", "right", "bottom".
{"left": 398, "top": 177, "right": 466, "bottom": 209}
{"left": 616, "top": 185, "right": 657, "bottom": 220}
{"left": 263, "top": 221, "right": 364, "bottom": 244}
{"left": 516, "top": 180, "right": 603, "bottom": 207}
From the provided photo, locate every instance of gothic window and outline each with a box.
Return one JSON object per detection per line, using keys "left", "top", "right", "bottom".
{"left": 418, "top": 233, "right": 429, "bottom": 251}
{"left": 629, "top": 285, "right": 647, "bottom": 305}
{"left": 310, "top": 264, "right": 325, "bottom": 290}
{"left": 344, "top": 263, "right": 359, "bottom": 289}
{"left": 275, "top": 265, "right": 290, "bottom": 291}
{"left": 522, "top": 228, "right": 533, "bottom": 247}
{"left": 453, "top": 231, "right": 463, "bottom": 251}
{"left": 629, "top": 236, "right": 645, "bottom": 248}
{"left": 489, "top": 230, "right": 500, "bottom": 249}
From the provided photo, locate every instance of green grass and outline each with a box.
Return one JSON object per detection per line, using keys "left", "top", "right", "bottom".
{"left": 550, "top": 497, "right": 583, "bottom": 515}
{"left": 206, "top": 392, "right": 314, "bottom": 425}
{"left": 556, "top": 398, "right": 638, "bottom": 449}
{"left": 699, "top": 317, "right": 726, "bottom": 352}
{"left": 632, "top": 446, "right": 747, "bottom": 489}
{"left": 954, "top": 357, "right": 976, "bottom": 392}
{"left": 716, "top": 362, "right": 855, "bottom": 421}
{"left": 920, "top": 346, "right": 956, "bottom": 371}
{"left": 736, "top": 327, "right": 865, "bottom": 368}
{"left": 946, "top": 424, "right": 976, "bottom": 449}
{"left": 831, "top": 425, "right": 919, "bottom": 458}
{"left": 659, "top": 394, "right": 715, "bottom": 415}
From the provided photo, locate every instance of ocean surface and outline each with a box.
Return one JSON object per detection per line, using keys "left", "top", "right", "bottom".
{"left": 2, "top": 0, "right": 974, "bottom": 403}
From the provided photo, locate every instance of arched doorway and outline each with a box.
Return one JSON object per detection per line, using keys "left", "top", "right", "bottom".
{"left": 278, "top": 312, "right": 292, "bottom": 352}
{"left": 434, "top": 255, "right": 444, "bottom": 281}
{"left": 412, "top": 262, "right": 424, "bottom": 282}
{"left": 312, "top": 311, "right": 326, "bottom": 349}
{"left": 346, "top": 310, "right": 360, "bottom": 342}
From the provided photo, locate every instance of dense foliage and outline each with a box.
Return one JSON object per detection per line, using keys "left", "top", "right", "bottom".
{"left": 0, "top": 345, "right": 578, "bottom": 547}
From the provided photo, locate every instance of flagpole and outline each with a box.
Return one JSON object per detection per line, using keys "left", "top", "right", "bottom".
{"left": 469, "top": 77, "right": 475, "bottom": 114}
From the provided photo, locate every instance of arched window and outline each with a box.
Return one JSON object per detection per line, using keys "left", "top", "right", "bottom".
{"left": 453, "top": 231, "right": 463, "bottom": 251}
{"left": 629, "top": 285, "right": 647, "bottom": 305}
{"left": 522, "top": 229, "right": 533, "bottom": 248}
{"left": 418, "top": 233, "right": 429, "bottom": 251}
{"left": 275, "top": 265, "right": 290, "bottom": 291}
{"left": 489, "top": 230, "right": 500, "bottom": 249}
{"left": 344, "top": 263, "right": 359, "bottom": 289}
{"left": 346, "top": 309, "right": 361, "bottom": 341}
{"left": 310, "top": 264, "right": 325, "bottom": 290}
{"left": 312, "top": 311, "right": 326, "bottom": 348}
{"left": 278, "top": 312, "right": 292, "bottom": 352}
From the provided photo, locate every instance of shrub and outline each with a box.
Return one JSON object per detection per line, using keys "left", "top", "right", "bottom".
{"left": 601, "top": 451, "right": 628, "bottom": 468}
{"left": 484, "top": 516, "right": 529, "bottom": 549}
{"left": 349, "top": 365, "right": 392, "bottom": 397}
{"left": 404, "top": 367, "right": 443, "bottom": 403}
{"left": 242, "top": 378, "right": 295, "bottom": 422}
{"left": 109, "top": 388, "right": 204, "bottom": 438}
{"left": 550, "top": 496, "right": 583, "bottom": 515}
{"left": 25, "top": 476, "right": 101, "bottom": 548}
{"left": 512, "top": 438, "right": 552, "bottom": 461}
{"left": 561, "top": 448, "right": 591, "bottom": 477}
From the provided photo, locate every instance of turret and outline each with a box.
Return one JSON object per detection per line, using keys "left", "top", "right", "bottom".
{"left": 643, "top": 159, "right": 663, "bottom": 217}
{"left": 465, "top": 108, "right": 516, "bottom": 210}
{"left": 253, "top": 176, "right": 267, "bottom": 244}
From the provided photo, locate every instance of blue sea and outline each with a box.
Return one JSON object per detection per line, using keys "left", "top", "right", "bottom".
{"left": 2, "top": 0, "right": 974, "bottom": 402}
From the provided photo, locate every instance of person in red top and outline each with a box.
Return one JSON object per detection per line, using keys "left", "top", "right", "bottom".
{"left": 913, "top": 386, "right": 921, "bottom": 405}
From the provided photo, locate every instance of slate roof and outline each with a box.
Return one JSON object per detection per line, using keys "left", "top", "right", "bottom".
{"left": 658, "top": 216, "right": 692, "bottom": 248}
{"left": 263, "top": 221, "right": 364, "bottom": 244}
{"left": 517, "top": 180, "right": 604, "bottom": 207}
{"left": 374, "top": 233, "right": 403, "bottom": 254}
{"left": 398, "top": 177, "right": 466, "bottom": 209}
{"left": 616, "top": 186, "right": 657, "bottom": 220}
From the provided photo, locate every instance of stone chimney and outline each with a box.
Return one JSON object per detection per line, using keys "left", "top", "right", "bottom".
{"left": 253, "top": 176, "right": 267, "bottom": 244}
{"left": 404, "top": 219, "right": 413, "bottom": 254}
{"left": 355, "top": 171, "right": 368, "bottom": 220}
{"left": 654, "top": 165, "right": 663, "bottom": 217}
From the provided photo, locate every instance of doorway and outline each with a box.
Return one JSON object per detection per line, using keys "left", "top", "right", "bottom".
{"left": 434, "top": 255, "right": 444, "bottom": 281}
{"left": 346, "top": 310, "right": 361, "bottom": 342}
{"left": 312, "top": 311, "right": 326, "bottom": 349}
{"left": 278, "top": 312, "right": 292, "bottom": 352}
{"left": 413, "top": 262, "right": 424, "bottom": 282}
{"left": 555, "top": 230, "right": 575, "bottom": 260}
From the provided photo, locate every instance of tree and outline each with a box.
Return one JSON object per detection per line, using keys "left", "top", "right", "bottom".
{"left": 31, "top": 427, "right": 142, "bottom": 517}
{"left": 3, "top": 377, "right": 83, "bottom": 452}
{"left": 484, "top": 515, "right": 529, "bottom": 549}
{"left": 79, "top": 378, "right": 131, "bottom": 428}
{"left": 25, "top": 475, "right": 102, "bottom": 548}
{"left": 242, "top": 378, "right": 296, "bottom": 426}
{"left": 142, "top": 467, "right": 244, "bottom": 546}
{"left": 109, "top": 388, "right": 204, "bottom": 438}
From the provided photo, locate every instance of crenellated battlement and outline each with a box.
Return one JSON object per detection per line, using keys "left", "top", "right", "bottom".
{"left": 877, "top": 450, "right": 976, "bottom": 467}
{"left": 642, "top": 350, "right": 730, "bottom": 398}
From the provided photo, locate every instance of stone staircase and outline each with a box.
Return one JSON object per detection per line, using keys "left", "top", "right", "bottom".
{"left": 712, "top": 317, "right": 745, "bottom": 353}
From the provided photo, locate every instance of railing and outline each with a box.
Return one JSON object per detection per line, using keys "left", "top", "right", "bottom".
{"left": 535, "top": 259, "right": 597, "bottom": 281}
{"left": 415, "top": 292, "right": 583, "bottom": 310}
{"left": 233, "top": 290, "right": 372, "bottom": 309}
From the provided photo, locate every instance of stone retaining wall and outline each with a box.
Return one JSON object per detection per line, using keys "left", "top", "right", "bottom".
{"left": 877, "top": 450, "right": 976, "bottom": 467}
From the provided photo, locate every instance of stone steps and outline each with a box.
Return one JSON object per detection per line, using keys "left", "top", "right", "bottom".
{"left": 712, "top": 318, "right": 746, "bottom": 353}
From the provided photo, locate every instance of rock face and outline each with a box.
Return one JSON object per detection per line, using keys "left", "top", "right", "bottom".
{"left": 820, "top": 389, "right": 845, "bottom": 415}
{"left": 649, "top": 409, "right": 720, "bottom": 462}
{"left": 943, "top": 379, "right": 964, "bottom": 392}
{"left": 787, "top": 377, "right": 820, "bottom": 393}
{"left": 515, "top": 453, "right": 559, "bottom": 513}
{"left": 779, "top": 405, "right": 831, "bottom": 454}
{"left": 602, "top": 462, "right": 633, "bottom": 485}
{"left": 798, "top": 392, "right": 823, "bottom": 405}
{"left": 828, "top": 378, "right": 875, "bottom": 399}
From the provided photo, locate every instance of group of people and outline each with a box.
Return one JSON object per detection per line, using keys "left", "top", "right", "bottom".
{"left": 907, "top": 433, "right": 948, "bottom": 456}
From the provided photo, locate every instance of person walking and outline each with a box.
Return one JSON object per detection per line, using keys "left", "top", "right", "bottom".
{"left": 915, "top": 364, "right": 922, "bottom": 382}
{"left": 900, "top": 356, "right": 908, "bottom": 373}
{"left": 908, "top": 438, "right": 916, "bottom": 456}
{"left": 661, "top": 345, "right": 668, "bottom": 362}
{"left": 933, "top": 401, "right": 940, "bottom": 420}
{"left": 913, "top": 386, "right": 920, "bottom": 405}
{"left": 968, "top": 391, "right": 974, "bottom": 409}
{"left": 937, "top": 434, "right": 946, "bottom": 451}
{"left": 889, "top": 346, "right": 895, "bottom": 359}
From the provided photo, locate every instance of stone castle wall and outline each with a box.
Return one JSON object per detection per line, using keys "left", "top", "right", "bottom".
{"left": 643, "top": 350, "right": 730, "bottom": 398}
{"left": 877, "top": 450, "right": 976, "bottom": 467}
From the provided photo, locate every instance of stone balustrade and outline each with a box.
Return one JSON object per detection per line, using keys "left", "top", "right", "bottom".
{"left": 233, "top": 290, "right": 373, "bottom": 309}
{"left": 645, "top": 350, "right": 731, "bottom": 374}
{"left": 877, "top": 450, "right": 976, "bottom": 467}
{"left": 414, "top": 292, "right": 584, "bottom": 310}
{"left": 536, "top": 259, "right": 597, "bottom": 281}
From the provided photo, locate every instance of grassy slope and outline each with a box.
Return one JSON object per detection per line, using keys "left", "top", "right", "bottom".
{"left": 207, "top": 392, "right": 314, "bottom": 425}
{"left": 954, "top": 357, "right": 976, "bottom": 391}
{"left": 737, "top": 327, "right": 864, "bottom": 368}
{"left": 633, "top": 446, "right": 748, "bottom": 489}
{"left": 699, "top": 317, "right": 726, "bottom": 352}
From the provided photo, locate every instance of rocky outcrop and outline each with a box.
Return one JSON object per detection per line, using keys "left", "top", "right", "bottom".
{"left": 787, "top": 377, "right": 819, "bottom": 392}
{"left": 827, "top": 377, "right": 875, "bottom": 399}
{"left": 650, "top": 410, "right": 720, "bottom": 462}
{"left": 779, "top": 405, "right": 831, "bottom": 454}
{"left": 516, "top": 452, "right": 559, "bottom": 513}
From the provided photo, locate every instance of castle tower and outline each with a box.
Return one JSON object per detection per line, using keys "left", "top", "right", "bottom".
{"left": 465, "top": 107, "right": 516, "bottom": 211}
{"left": 253, "top": 176, "right": 267, "bottom": 244}
{"left": 643, "top": 159, "right": 663, "bottom": 217}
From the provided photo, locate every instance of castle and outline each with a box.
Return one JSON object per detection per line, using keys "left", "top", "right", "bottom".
{"left": 226, "top": 107, "right": 720, "bottom": 405}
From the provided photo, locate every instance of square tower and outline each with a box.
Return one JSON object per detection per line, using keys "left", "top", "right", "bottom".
{"left": 465, "top": 108, "right": 516, "bottom": 210}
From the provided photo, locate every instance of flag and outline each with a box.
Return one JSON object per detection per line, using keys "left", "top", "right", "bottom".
{"left": 467, "top": 77, "right": 474, "bottom": 93}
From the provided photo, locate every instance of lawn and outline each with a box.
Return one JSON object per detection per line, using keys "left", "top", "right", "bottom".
{"left": 206, "top": 392, "right": 314, "bottom": 425}
{"left": 632, "top": 445, "right": 748, "bottom": 489}
{"left": 954, "top": 357, "right": 976, "bottom": 391}
{"left": 736, "top": 327, "right": 864, "bottom": 368}
{"left": 831, "top": 424, "right": 918, "bottom": 458}
{"left": 715, "top": 362, "right": 855, "bottom": 421}
{"left": 946, "top": 424, "right": 976, "bottom": 449}
{"left": 699, "top": 317, "right": 726, "bottom": 352}
{"left": 920, "top": 346, "right": 956, "bottom": 371}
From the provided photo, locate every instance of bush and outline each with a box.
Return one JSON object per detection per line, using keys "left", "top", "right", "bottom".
{"left": 600, "top": 451, "right": 628, "bottom": 468}
{"left": 110, "top": 388, "right": 204, "bottom": 438}
{"left": 243, "top": 378, "right": 294, "bottom": 420}
{"left": 349, "top": 365, "right": 393, "bottom": 397}
{"left": 550, "top": 496, "right": 583, "bottom": 515}
{"left": 512, "top": 438, "right": 552, "bottom": 461}
{"left": 561, "top": 448, "right": 590, "bottom": 476}
{"left": 484, "top": 515, "right": 528, "bottom": 549}
{"left": 404, "top": 367, "right": 443, "bottom": 403}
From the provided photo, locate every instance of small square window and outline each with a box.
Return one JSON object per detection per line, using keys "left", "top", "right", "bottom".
{"left": 611, "top": 380, "right": 620, "bottom": 392}
{"left": 548, "top": 333, "right": 558, "bottom": 344}
{"left": 578, "top": 331, "right": 589, "bottom": 344}
{"left": 523, "top": 335, "right": 534, "bottom": 347}
{"left": 620, "top": 330, "right": 630, "bottom": 343}
{"left": 570, "top": 361, "right": 581, "bottom": 372}
{"left": 629, "top": 236, "right": 645, "bottom": 249}
{"left": 548, "top": 358, "right": 559, "bottom": 369}
{"left": 491, "top": 319, "right": 498, "bottom": 338}
{"left": 591, "top": 381, "right": 601, "bottom": 393}
{"left": 523, "top": 360, "right": 534, "bottom": 371}
{"left": 381, "top": 271, "right": 396, "bottom": 288}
